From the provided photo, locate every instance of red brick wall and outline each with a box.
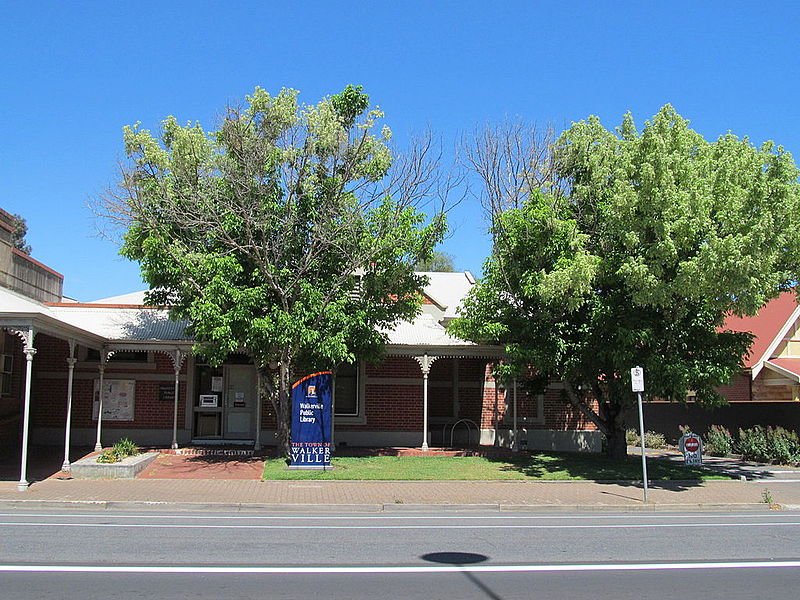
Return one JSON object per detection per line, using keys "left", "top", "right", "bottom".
{"left": 29, "top": 333, "right": 187, "bottom": 431}
{"left": 24, "top": 337, "right": 598, "bottom": 438}
{"left": 717, "top": 373, "right": 752, "bottom": 402}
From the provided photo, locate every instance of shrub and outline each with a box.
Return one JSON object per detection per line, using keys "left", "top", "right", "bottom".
{"left": 625, "top": 429, "right": 640, "bottom": 446}
{"left": 95, "top": 438, "right": 140, "bottom": 464}
{"left": 738, "top": 426, "right": 771, "bottom": 462}
{"left": 96, "top": 449, "right": 120, "bottom": 463}
{"left": 114, "top": 438, "right": 140, "bottom": 458}
{"left": 765, "top": 427, "right": 800, "bottom": 465}
{"left": 643, "top": 431, "right": 666, "bottom": 449}
{"left": 678, "top": 424, "right": 691, "bottom": 436}
{"left": 625, "top": 429, "right": 666, "bottom": 449}
{"left": 705, "top": 425, "right": 734, "bottom": 456}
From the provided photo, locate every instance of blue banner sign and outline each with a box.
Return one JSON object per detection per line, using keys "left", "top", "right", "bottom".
{"left": 289, "top": 371, "right": 333, "bottom": 469}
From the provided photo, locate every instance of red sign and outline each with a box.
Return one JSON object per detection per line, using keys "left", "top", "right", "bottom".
{"left": 684, "top": 436, "right": 700, "bottom": 452}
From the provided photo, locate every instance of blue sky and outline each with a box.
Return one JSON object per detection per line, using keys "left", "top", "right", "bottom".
{"left": 2, "top": 2, "right": 799, "bottom": 301}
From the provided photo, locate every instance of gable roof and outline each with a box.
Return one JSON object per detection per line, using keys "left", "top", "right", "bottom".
{"left": 418, "top": 271, "right": 475, "bottom": 321}
{"left": 722, "top": 291, "right": 800, "bottom": 377}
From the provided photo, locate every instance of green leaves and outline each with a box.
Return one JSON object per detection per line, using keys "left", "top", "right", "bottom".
{"left": 455, "top": 105, "right": 800, "bottom": 444}
{"left": 117, "top": 85, "right": 445, "bottom": 376}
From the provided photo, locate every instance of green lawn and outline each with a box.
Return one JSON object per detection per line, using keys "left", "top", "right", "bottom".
{"left": 261, "top": 452, "right": 730, "bottom": 481}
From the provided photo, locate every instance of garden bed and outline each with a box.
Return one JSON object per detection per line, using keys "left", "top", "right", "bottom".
{"left": 70, "top": 451, "right": 159, "bottom": 479}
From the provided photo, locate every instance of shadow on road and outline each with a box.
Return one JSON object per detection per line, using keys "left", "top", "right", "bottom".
{"left": 421, "top": 552, "right": 503, "bottom": 600}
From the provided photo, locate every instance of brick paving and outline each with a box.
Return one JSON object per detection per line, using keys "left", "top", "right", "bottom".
{"left": 0, "top": 477, "right": 795, "bottom": 510}
{"left": 1, "top": 446, "right": 799, "bottom": 510}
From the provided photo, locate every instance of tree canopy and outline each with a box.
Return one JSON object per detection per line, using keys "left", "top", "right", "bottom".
{"left": 10, "top": 213, "right": 31, "bottom": 254}
{"left": 105, "top": 85, "right": 446, "bottom": 454}
{"left": 452, "top": 105, "right": 800, "bottom": 458}
{"left": 415, "top": 250, "right": 456, "bottom": 272}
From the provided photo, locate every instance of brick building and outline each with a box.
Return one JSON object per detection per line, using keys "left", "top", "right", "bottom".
{"left": 0, "top": 211, "right": 599, "bottom": 489}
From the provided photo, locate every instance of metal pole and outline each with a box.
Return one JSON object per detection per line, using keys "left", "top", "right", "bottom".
{"left": 422, "top": 369, "right": 429, "bottom": 451}
{"left": 62, "top": 352, "right": 77, "bottom": 472}
{"left": 254, "top": 370, "right": 263, "bottom": 451}
{"left": 17, "top": 329, "right": 36, "bottom": 492}
{"left": 637, "top": 390, "right": 649, "bottom": 503}
{"left": 512, "top": 378, "right": 518, "bottom": 451}
{"left": 171, "top": 367, "right": 180, "bottom": 449}
{"left": 94, "top": 358, "right": 105, "bottom": 452}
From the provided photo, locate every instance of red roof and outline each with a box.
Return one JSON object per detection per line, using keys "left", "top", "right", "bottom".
{"left": 722, "top": 292, "right": 799, "bottom": 368}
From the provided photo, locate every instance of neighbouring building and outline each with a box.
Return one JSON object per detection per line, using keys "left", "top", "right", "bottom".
{"left": 631, "top": 292, "right": 800, "bottom": 440}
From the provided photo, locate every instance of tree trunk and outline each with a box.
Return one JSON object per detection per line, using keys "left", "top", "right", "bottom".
{"left": 605, "top": 425, "right": 628, "bottom": 460}
{"left": 276, "top": 361, "right": 292, "bottom": 457}
{"left": 597, "top": 395, "right": 628, "bottom": 460}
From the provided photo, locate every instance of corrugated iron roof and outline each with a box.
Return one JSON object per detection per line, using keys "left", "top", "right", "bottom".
{"left": 48, "top": 306, "right": 190, "bottom": 341}
{"left": 382, "top": 312, "right": 475, "bottom": 346}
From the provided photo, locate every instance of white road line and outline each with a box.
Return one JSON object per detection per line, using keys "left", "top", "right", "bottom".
{"left": 0, "top": 512, "right": 793, "bottom": 521}
{"left": 1, "top": 521, "right": 799, "bottom": 530}
{"left": 0, "top": 561, "right": 799, "bottom": 574}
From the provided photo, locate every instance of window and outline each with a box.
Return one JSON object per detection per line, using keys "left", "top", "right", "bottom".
{"left": 1, "top": 352, "right": 12, "bottom": 397}
{"left": 1, "top": 333, "right": 14, "bottom": 397}
{"left": 503, "top": 386, "right": 545, "bottom": 425}
{"left": 335, "top": 362, "right": 359, "bottom": 417}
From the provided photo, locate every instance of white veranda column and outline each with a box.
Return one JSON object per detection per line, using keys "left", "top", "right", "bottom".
{"left": 254, "top": 370, "right": 263, "bottom": 451}
{"left": 62, "top": 340, "right": 77, "bottom": 472}
{"left": 414, "top": 354, "right": 438, "bottom": 451}
{"left": 169, "top": 349, "right": 186, "bottom": 450}
{"left": 94, "top": 352, "right": 107, "bottom": 452}
{"left": 16, "top": 327, "right": 36, "bottom": 492}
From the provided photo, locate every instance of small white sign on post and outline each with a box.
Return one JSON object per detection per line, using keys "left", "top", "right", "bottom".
{"left": 631, "top": 367, "right": 645, "bottom": 393}
{"left": 631, "top": 366, "right": 648, "bottom": 502}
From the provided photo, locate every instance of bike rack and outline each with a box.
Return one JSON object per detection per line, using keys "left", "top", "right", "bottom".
{"left": 448, "top": 418, "right": 480, "bottom": 447}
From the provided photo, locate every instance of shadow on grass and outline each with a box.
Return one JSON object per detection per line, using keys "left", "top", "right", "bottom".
{"left": 483, "top": 451, "right": 727, "bottom": 491}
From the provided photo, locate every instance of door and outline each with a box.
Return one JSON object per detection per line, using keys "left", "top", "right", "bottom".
{"left": 224, "top": 365, "right": 256, "bottom": 439}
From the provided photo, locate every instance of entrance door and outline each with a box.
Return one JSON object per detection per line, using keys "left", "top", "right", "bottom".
{"left": 223, "top": 365, "right": 256, "bottom": 440}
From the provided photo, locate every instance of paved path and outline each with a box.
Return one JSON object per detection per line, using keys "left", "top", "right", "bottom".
{"left": 3, "top": 446, "right": 799, "bottom": 511}
{"left": 0, "top": 477, "right": 796, "bottom": 511}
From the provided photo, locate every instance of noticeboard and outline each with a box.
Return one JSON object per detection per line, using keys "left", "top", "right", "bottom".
{"left": 93, "top": 379, "right": 135, "bottom": 421}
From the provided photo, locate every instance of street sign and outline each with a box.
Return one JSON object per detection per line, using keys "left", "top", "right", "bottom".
{"left": 631, "top": 367, "right": 645, "bottom": 392}
{"left": 679, "top": 432, "right": 703, "bottom": 465}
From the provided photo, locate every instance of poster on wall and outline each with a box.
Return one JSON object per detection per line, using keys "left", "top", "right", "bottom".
{"left": 289, "top": 371, "right": 332, "bottom": 470}
{"left": 93, "top": 379, "right": 136, "bottom": 421}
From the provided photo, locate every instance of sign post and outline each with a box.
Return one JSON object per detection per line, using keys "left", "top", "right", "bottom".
{"left": 288, "top": 371, "right": 333, "bottom": 470}
{"left": 631, "top": 366, "right": 648, "bottom": 503}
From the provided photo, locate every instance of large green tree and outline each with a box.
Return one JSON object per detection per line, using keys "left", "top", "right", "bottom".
{"left": 453, "top": 106, "right": 800, "bottom": 458}
{"left": 104, "top": 85, "right": 446, "bottom": 455}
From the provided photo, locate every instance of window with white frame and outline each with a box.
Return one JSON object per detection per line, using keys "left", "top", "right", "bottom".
{"left": 503, "top": 385, "right": 544, "bottom": 424}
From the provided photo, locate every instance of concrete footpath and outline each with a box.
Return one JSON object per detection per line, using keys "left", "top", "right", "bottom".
{"left": 1, "top": 477, "right": 798, "bottom": 512}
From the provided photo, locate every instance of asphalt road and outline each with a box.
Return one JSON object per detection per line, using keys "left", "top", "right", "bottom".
{"left": 2, "top": 508, "right": 799, "bottom": 599}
